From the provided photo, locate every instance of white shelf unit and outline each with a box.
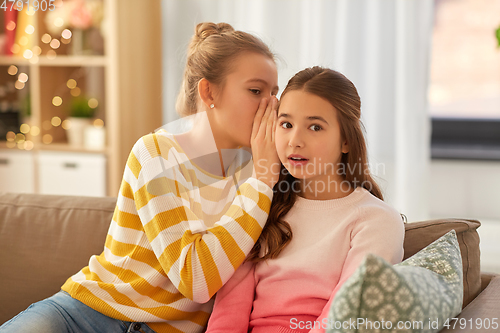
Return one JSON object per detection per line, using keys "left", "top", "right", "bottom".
{"left": 0, "top": 0, "right": 163, "bottom": 196}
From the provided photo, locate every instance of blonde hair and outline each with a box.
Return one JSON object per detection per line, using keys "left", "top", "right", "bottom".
{"left": 176, "top": 22, "right": 275, "bottom": 117}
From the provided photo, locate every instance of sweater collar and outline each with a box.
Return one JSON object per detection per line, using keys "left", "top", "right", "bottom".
{"left": 293, "top": 187, "right": 367, "bottom": 210}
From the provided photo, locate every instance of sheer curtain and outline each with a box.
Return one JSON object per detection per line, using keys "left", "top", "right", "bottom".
{"left": 161, "top": 0, "right": 434, "bottom": 221}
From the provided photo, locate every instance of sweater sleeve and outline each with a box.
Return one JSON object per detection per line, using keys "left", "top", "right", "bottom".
{"left": 128, "top": 133, "right": 273, "bottom": 303}
{"left": 205, "top": 261, "right": 256, "bottom": 333}
{"left": 309, "top": 205, "right": 405, "bottom": 333}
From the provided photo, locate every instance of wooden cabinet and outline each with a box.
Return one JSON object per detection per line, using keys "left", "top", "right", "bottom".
{"left": 0, "top": 0, "right": 162, "bottom": 196}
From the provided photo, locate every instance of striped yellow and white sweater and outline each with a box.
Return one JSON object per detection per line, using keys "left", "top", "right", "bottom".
{"left": 61, "top": 131, "right": 273, "bottom": 333}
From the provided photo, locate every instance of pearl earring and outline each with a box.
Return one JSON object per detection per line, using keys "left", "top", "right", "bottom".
{"left": 210, "top": 104, "right": 215, "bottom": 109}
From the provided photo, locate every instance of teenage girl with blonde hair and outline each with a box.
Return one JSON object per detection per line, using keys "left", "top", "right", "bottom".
{"left": 0, "top": 22, "right": 281, "bottom": 333}
{"left": 206, "top": 66, "right": 405, "bottom": 333}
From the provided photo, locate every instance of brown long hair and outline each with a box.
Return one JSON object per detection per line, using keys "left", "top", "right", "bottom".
{"left": 247, "top": 66, "right": 384, "bottom": 262}
{"left": 176, "top": 22, "right": 275, "bottom": 117}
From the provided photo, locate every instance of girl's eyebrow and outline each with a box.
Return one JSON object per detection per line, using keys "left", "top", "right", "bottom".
{"left": 278, "top": 113, "right": 329, "bottom": 125}
{"left": 307, "top": 116, "right": 329, "bottom": 125}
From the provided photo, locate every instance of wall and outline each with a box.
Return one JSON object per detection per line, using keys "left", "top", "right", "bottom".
{"left": 429, "top": 159, "right": 500, "bottom": 273}
{"left": 430, "top": 160, "right": 500, "bottom": 220}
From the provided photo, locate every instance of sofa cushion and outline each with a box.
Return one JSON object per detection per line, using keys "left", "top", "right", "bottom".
{"left": 0, "top": 192, "right": 117, "bottom": 325}
{"left": 328, "top": 230, "right": 463, "bottom": 333}
{"left": 404, "top": 218, "right": 480, "bottom": 308}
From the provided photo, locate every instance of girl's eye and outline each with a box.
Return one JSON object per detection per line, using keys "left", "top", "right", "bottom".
{"left": 280, "top": 122, "right": 292, "bottom": 129}
{"left": 309, "top": 124, "right": 322, "bottom": 131}
{"left": 250, "top": 89, "right": 261, "bottom": 95}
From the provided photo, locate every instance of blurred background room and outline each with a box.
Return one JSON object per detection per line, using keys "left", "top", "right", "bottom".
{"left": 0, "top": 0, "right": 498, "bottom": 273}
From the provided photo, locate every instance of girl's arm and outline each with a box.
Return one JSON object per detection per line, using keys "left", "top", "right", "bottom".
{"left": 309, "top": 207, "right": 405, "bottom": 332}
{"left": 205, "top": 261, "right": 256, "bottom": 332}
{"left": 124, "top": 134, "right": 272, "bottom": 304}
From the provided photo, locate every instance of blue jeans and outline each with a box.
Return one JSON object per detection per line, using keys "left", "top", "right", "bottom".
{"left": 0, "top": 290, "right": 157, "bottom": 333}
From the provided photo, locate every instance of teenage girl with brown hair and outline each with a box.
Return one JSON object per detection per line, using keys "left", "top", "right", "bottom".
{"left": 206, "top": 67, "right": 405, "bottom": 333}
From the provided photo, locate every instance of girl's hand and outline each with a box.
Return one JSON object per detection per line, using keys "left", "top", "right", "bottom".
{"left": 251, "top": 97, "right": 280, "bottom": 189}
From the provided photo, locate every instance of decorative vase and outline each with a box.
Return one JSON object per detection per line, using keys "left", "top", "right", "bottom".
{"left": 70, "top": 29, "right": 91, "bottom": 55}
{"left": 84, "top": 125, "right": 106, "bottom": 150}
{"left": 65, "top": 117, "right": 92, "bottom": 146}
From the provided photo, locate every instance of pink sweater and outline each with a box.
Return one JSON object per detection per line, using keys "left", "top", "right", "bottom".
{"left": 205, "top": 187, "right": 405, "bottom": 333}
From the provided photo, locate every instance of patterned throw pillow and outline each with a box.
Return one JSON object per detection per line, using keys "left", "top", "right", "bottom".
{"left": 327, "top": 230, "right": 463, "bottom": 333}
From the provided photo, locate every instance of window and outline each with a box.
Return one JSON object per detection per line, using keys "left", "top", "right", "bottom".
{"left": 429, "top": 0, "right": 500, "bottom": 160}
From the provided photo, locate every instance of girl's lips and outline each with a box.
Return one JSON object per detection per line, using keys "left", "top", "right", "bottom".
{"left": 288, "top": 157, "right": 309, "bottom": 167}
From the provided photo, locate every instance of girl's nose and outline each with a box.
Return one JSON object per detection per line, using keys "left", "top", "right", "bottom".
{"left": 288, "top": 129, "right": 304, "bottom": 148}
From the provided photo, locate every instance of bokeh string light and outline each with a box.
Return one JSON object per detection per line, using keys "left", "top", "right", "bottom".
{"left": 30, "top": 126, "right": 40, "bottom": 137}
{"left": 61, "top": 29, "right": 72, "bottom": 45}
{"left": 42, "top": 67, "right": 102, "bottom": 148}
{"left": 66, "top": 79, "right": 77, "bottom": 89}
{"left": 18, "top": 73, "right": 29, "bottom": 83}
{"left": 3, "top": 67, "right": 32, "bottom": 150}
{"left": 42, "top": 134, "right": 53, "bottom": 144}
{"left": 6, "top": 21, "right": 16, "bottom": 32}
{"left": 52, "top": 96, "right": 63, "bottom": 106}
{"left": 3, "top": 14, "right": 104, "bottom": 150}
{"left": 50, "top": 39, "right": 61, "bottom": 49}
{"left": 93, "top": 119, "right": 104, "bottom": 128}
{"left": 25, "top": 25, "right": 35, "bottom": 35}
{"left": 7, "top": 65, "right": 18, "bottom": 76}
{"left": 70, "top": 87, "right": 81, "bottom": 97}
{"left": 20, "top": 124, "right": 31, "bottom": 134}
{"left": 51, "top": 116, "right": 62, "bottom": 127}
{"left": 41, "top": 33, "right": 52, "bottom": 44}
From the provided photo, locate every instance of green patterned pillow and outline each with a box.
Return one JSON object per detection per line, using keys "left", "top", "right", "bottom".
{"left": 327, "top": 230, "right": 463, "bottom": 333}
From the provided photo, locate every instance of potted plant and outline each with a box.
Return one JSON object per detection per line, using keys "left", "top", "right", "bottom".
{"left": 65, "top": 96, "right": 96, "bottom": 146}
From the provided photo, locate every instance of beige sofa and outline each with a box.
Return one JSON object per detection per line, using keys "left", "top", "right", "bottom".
{"left": 0, "top": 192, "right": 498, "bottom": 332}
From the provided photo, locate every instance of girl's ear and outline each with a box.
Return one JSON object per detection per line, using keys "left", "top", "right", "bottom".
{"left": 198, "top": 78, "right": 215, "bottom": 110}
{"left": 341, "top": 140, "right": 349, "bottom": 154}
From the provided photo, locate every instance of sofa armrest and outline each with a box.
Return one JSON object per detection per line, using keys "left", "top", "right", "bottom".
{"left": 404, "top": 218, "right": 481, "bottom": 308}
{"left": 440, "top": 275, "right": 500, "bottom": 332}
{"left": 481, "top": 272, "right": 498, "bottom": 292}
